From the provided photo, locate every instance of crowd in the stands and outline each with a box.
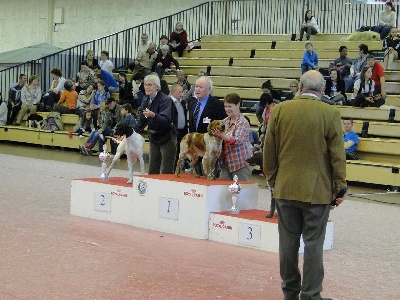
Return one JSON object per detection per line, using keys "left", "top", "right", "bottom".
{"left": 0, "top": 3, "right": 397, "bottom": 178}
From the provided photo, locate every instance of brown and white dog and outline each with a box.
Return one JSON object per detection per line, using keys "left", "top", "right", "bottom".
{"left": 106, "top": 123, "right": 145, "bottom": 184}
{"left": 175, "top": 120, "right": 225, "bottom": 180}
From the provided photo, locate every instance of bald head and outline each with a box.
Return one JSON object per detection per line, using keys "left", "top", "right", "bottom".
{"left": 299, "top": 70, "right": 325, "bottom": 97}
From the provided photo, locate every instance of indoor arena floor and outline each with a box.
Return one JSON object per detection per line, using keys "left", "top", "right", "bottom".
{"left": 0, "top": 143, "right": 399, "bottom": 300}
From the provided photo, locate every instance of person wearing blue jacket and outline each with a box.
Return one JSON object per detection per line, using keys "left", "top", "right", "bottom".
{"left": 93, "top": 65, "right": 119, "bottom": 94}
{"left": 301, "top": 42, "right": 319, "bottom": 74}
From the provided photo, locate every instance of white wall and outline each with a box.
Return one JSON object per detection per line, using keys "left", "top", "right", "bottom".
{"left": 0, "top": 0, "right": 205, "bottom": 53}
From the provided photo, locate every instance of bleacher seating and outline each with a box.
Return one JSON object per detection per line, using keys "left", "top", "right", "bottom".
{"left": 2, "top": 33, "right": 400, "bottom": 187}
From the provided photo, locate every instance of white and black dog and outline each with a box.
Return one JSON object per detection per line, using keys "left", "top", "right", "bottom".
{"left": 105, "top": 123, "right": 145, "bottom": 183}
{"left": 26, "top": 114, "right": 44, "bottom": 128}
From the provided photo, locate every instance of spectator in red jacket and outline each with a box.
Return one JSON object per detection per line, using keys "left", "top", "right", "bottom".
{"left": 169, "top": 22, "right": 188, "bottom": 57}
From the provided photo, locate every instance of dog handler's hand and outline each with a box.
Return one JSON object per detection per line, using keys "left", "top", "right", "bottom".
{"left": 332, "top": 191, "right": 346, "bottom": 206}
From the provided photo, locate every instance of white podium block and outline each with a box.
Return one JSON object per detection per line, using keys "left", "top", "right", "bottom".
{"left": 209, "top": 210, "right": 334, "bottom": 253}
{"left": 70, "top": 177, "right": 134, "bottom": 225}
{"left": 131, "top": 174, "right": 258, "bottom": 240}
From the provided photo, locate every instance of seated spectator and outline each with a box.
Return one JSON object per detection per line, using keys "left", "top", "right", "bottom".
{"left": 332, "top": 46, "right": 353, "bottom": 80}
{"left": 182, "top": 71, "right": 206, "bottom": 102}
{"left": 345, "top": 44, "right": 368, "bottom": 92}
{"left": 97, "top": 97, "right": 123, "bottom": 155}
{"left": 262, "top": 80, "right": 281, "bottom": 102}
{"left": 117, "top": 72, "right": 134, "bottom": 106}
{"left": 77, "top": 84, "right": 95, "bottom": 115}
{"left": 92, "top": 65, "right": 119, "bottom": 94}
{"left": 80, "top": 103, "right": 111, "bottom": 156}
{"left": 343, "top": 118, "right": 360, "bottom": 160}
{"left": 374, "top": 2, "right": 396, "bottom": 40}
{"left": 0, "top": 92, "right": 7, "bottom": 126}
{"left": 84, "top": 49, "right": 98, "bottom": 69}
{"left": 351, "top": 66, "right": 384, "bottom": 107}
{"left": 99, "top": 50, "right": 114, "bottom": 74}
{"left": 90, "top": 80, "right": 111, "bottom": 128}
{"left": 137, "top": 33, "right": 151, "bottom": 55}
{"left": 169, "top": 21, "right": 188, "bottom": 57}
{"left": 131, "top": 73, "right": 145, "bottom": 109}
{"left": 383, "top": 27, "right": 400, "bottom": 70}
{"left": 301, "top": 42, "right": 318, "bottom": 74}
{"left": 7, "top": 74, "right": 27, "bottom": 125}
{"left": 120, "top": 103, "right": 136, "bottom": 128}
{"left": 366, "top": 54, "right": 387, "bottom": 100}
{"left": 321, "top": 69, "right": 347, "bottom": 105}
{"left": 42, "top": 67, "right": 66, "bottom": 111}
{"left": 157, "top": 35, "right": 169, "bottom": 53}
{"left": 297, "top": 10, "right": 319, "bottom": 41}
{"left": 76, "top": 61, "right": 94, "bottom": 93}
{"left": 154, "top": 45, "right": 180, "bottom": 78}
{"left": 73, "top": 110, "right": 95, "bottom": 138}
{"left": 175, "top": 70, "right": 191, "bottom": 94}
{"left": 128, "top": 43, "right": 158, "bottom": 78}
{"left": 15, "top": 75, "right": 42, "bottom": 126}
{"left": 54, "top": 80, "right": 78, "bottom": 114}
{"left": 284, "top": 80, "right": 299, "bottom": 101}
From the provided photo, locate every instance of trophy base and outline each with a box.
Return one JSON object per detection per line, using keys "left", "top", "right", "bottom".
{"left": 228, "top": 208, "right": 240, "bottom": 214}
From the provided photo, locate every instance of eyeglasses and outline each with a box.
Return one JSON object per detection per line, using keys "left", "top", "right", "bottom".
{"left": 144, "top": 83, "right": 155, "bottom": 87}
{"left": 289, "top": 85, "right": 297, "bottom": 88}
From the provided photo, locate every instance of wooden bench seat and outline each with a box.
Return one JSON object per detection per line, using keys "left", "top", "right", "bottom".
{"left": 352, "top": 120, "right": 400, "bottom": 138}
{"left": 346, "top": 160, "right": 400, "bottom": 186}
{"left": 201, "top": 34, "right": 351, "bottom": 42}
{"left": 337, "top": 106, "right": 400, "bottom": 122}
{"left": 200, "top": 41, "right": 383, "bottom": 51}
{"left": 176, "top": 58, "right": 332, "bottom": 68}
{"left": 181, "top": 49, "right": 357, "bottom": 59}
{"left": 164, "top": 75, "right": 293, "bottom": 89}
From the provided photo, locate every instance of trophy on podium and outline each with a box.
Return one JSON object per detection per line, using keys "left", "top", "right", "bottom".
{"left": 99, "top": 144, "right": 110, "bottom": 180}
{"left": 228, "top": 175, "right": 241, "bottom": 214}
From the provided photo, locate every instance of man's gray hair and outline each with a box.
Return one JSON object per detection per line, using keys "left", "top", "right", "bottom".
{"left": 196, "top": 76, "right": 213, "bottom": 91}
{"left": 144, "top": 74, "right": 161, "bottom": 90}
{"left": 300, "top": 71, "right": 325, "bottom": 93}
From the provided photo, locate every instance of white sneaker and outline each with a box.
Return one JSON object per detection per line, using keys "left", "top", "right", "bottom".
{"left": 79, "top": 135, "right": 84, "bottom": 139}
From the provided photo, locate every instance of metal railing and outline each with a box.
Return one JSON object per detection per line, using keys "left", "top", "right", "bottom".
{"left": 0, "top": 0, "right": 392, "bottom": 99}
{"left": 0, "top": 3, "right": 210, "bottom": 100}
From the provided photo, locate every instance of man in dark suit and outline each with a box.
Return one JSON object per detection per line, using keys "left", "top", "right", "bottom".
{"left": 170, "top": 83, "right": 187, "bottom": 165}
{"left": 187, "top": 76, "right": 227, "bottom": 175}
{"left": 263, "top": 70, "right": 347, "bottom": 300}
{"left": 187, "top": 76, "right": 227, "bottom": 134}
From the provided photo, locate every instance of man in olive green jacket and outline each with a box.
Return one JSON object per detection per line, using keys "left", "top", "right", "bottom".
{"left": 263, "top": 70, "right": 347, "bottom": 300}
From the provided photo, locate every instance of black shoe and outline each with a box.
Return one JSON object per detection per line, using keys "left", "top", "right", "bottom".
{"left": 266, "top": 212, "right": 274, "bottom": 218}
{"left": 296, "top": 38, "right": 303, "bottom": 41}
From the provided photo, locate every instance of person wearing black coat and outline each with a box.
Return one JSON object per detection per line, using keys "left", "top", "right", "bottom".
{"left": 321, "top": 69, "right": 347, "bottom": 105}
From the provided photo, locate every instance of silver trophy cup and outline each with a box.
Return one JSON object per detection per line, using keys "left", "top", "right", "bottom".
{"left": 99, "top": 144, "right": 110, "bottom": 180}
{"left": 228, "top": 175, "right": 241, "bottom": 214}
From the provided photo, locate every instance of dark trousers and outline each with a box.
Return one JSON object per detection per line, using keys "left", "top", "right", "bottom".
{"left": 43, "top": 92, "right": 60, "bottom": 111}
{"left": 299, "top": 27, "right": 317, "bottom": 40}
{"left": 148, "top": 133, "right": 177, "bottom": 174}
{"left": 7, "top": 102, "right": 21, "bottom": 125}
{"left": 351, "top": 93, "right": 385, "bottom": 107}
{"left": 170, "top": 44, "right": 185, "bottom": 57}
{"left": 276, "top": 199, "right": 330, "bottom": 300}
{"left": 54, "top": 105, "right": 77, "bottom": 115}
